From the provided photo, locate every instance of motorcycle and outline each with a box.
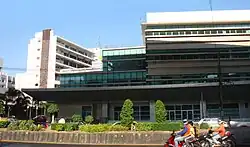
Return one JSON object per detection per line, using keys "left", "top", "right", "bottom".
{"left": 198, "top": 128, "right": 236, "bottom": 147}
{"left": 164, "top": 131, "right": 200, "bottom": 147}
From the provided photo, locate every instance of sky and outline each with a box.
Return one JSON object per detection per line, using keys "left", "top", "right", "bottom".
{"left": 1, "top": 0, "right": 250, "bottom": 75}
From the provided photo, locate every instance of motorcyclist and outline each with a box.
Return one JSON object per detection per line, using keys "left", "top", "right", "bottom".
{"left": 212, "top": 120, "right": 226, "bottom": 144}
{"left": 184, "top": 121, "right": 195, "bottom": 146}
{"left": 174, "top": 119, "right": 190, "bottom": 147}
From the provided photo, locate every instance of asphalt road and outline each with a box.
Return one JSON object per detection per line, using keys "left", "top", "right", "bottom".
{"left": 0, "top": 143, "right": 248, "bottom": 147}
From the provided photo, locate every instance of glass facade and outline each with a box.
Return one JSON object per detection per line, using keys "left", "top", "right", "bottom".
{"left": 114, "top": 105, "right": 150, "bottom": 121}
{"left": 166, "top": 104, "right": 200, "bottom": 121}
{"left": 60, "top": 23, "right": 250, "bottom": 88}
{"left": 60, "top": 47, "right": 147, "bottom": 88}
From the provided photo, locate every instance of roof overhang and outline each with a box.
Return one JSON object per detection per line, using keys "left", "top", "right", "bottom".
{"left": 22, "top": 82, "right": 250, "bottom": 104}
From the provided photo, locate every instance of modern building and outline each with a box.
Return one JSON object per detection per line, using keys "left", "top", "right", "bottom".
{"left": 15, "top": 29, "right": 101, "bottom": 90}
{"left": 0, "top": 58, "right": 15, "bottom": 94}
{"left": 23, "top": 10, "right": 250, "bottom": 122}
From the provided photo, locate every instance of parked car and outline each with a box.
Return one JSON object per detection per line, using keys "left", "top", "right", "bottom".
{"left": 197, "top": 118, "right": 229, "bottom": 128}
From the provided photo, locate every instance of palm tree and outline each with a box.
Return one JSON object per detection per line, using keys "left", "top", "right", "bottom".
{"left": 5, "top": 87, "right": 31, "bottom": 119}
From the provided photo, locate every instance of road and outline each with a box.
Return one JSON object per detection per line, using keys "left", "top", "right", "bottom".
{"left": 0, "top": 143, "right": 248, "bottom": 147}
{"left": 0, "top": 143, "right": 162, "bottom": 147}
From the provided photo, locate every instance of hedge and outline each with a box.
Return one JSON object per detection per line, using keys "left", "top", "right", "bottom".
{"left": 135, "top": 122, "right": 182, "bottom": 131}
{"left": 79, "top": 124, "right": 129, "bottom": 132}
{"left": 51, "top": 123, "right": 79, "bottom": 131}
{"left": 7, "top": 120, "right": 43, "bottom": 131}
{"left": 0, "top": 120, "right": 10, "bottom": 128}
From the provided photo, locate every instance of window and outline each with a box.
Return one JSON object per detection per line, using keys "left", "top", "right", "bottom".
{"left": 245, "top": 103, "right": 249, "bottom": 108}
{"left": 37, "top": 57, "right": 40, "bottom": 60}
{"left": 37, "top": 48, "right": 40, "bottom": 51}
{"left": 35, "top": 83, "right": 38, "bottom": 86}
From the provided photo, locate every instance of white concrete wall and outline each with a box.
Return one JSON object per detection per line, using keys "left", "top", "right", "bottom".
{"left": 147, "top": 10, "right": 250, "bottom": 23}
{"left": 47, "top": 32, "right": 57, "bottom": 88}
{"left": 15, "top": 73, "right": 37, "bottom": 89}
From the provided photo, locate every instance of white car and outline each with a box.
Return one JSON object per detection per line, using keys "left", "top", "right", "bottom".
{"left": 198, "top": 118, "right": 228, "bottom": 128}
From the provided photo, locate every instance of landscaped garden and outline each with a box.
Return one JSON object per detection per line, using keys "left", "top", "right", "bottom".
{"left": 0, "top": 93, "right": 210, "bottom": 132}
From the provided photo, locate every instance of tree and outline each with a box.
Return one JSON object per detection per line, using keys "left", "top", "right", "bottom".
{"left": 4, "top": 88, "right": 31, "bottom": 119}
{"left": 84, "top": 115, "right": 93, "bottom": 124}
{"left": 155, "top": 100, "right": 167, "bottom": 123}
{"left": 120, "top": 99, "right": 134, "bottom": 127}
{"left": 47, "top": 103, "right": 59, "bottom": 123}
{"left": 40, "top": 101, "right": 47, "bottom": 115}
{"left": 72, "top": 114, "right": 83, "bottom": 122}
{"left": 0, "top": 101, "right": 4, "bottom": 116}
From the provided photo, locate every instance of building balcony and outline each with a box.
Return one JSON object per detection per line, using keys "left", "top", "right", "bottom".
{"left": 56, "top": 53, "right": 91, "bottom": 67}
{"left": 55, "top": 62, "right": 76, "bottom": 69}
{"left": 57, "top": 44, "right": 94, "bottom": 61}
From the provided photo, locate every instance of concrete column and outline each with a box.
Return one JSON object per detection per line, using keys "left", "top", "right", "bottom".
{"left": 200, "top": 92, "right": 206, "bottom": 118}
{"left": 101, "top": 103, "right": 108, "bottom": 118}
{"left": 200, "top": 92, "right": 207, "bottom": 118}
{"left": 109, "top": 104, "right": 114, "bottom": 120}
{"left": 149, "top": 100, "right": 155, "bottom": 122}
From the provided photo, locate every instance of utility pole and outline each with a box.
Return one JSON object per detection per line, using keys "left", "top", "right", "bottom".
{"left": 209, "top": 0, "right": 224, "bottom": 120}
{"left": 218, "top": 48, "right": 224, "bottom": 120}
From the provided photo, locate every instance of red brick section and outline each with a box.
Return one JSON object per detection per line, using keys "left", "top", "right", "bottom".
{"left": 39, "top": 29, "right": 51, "bottom": 88}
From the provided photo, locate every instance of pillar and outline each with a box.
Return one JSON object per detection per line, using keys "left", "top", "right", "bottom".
{"left": 149, "top": 100, "right": 155, "bottom": 122}
{"left": 200, "top": 92, "right": 206, "bottom": 118}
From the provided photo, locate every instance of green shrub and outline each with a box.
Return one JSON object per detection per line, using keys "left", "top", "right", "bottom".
{"left": 18, "top": 120, "right": 29, "bottom": 130}
{"left": 51, "top": 123, "right": 79, "bottom": 131}
{"left": 135, "top": 122, "right": 153, "bottom": 131}
{"left": 152, "top": 122, "right": 182, "bottom": 131}
{"left": 64, "top": 123, "right": 78, "bottom": 131}
{"left": 72, "top": 114, "right": 83, "bottom": 123}
{"left": 200, "top": 123, "right": 209, "bottom": 129}
{"left": 155, "top": 100, "right": 167, "bottom": 123}
{"left": 34, "top": 124, "right": 43, "bottom": 131}
{"left": 120, "top": 99, "right": 134, "bottom": 127}
{"left": 109, "top": 125, "right": 129, "bottom": 131}
{"left": 50, "top": 123, "right": 57, "bottom": 130}
{"left": 84, "top": 115, "right": 94, "bottom": 124}
{"left": 0, "top": 120, "right": 10, "bottom": 128}
{"left": 7, "top": 121, "right": 20, "bottom": 130}
{"left": 79, "top": 124, "right": 110, "bottom": 132}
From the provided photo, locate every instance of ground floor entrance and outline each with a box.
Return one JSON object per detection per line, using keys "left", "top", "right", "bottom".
{"left": 58, "top": 100, "right": 249, "bottom": 122}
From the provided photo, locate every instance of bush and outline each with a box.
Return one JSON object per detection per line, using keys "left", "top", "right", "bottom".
{"left": 109, "top": 125, "right": 129, "bottom": 131}
{"left": 84, "top": 115, "right": 94, "bottom": 124}
{"left": 155, "top": 100, "right": 167, "bottom": 123}
{"left": 18, "top": 120, "right": 29, "bottom": 130}
{"left": 72, "top": 114, "right": 83, "bottom": 123}
{"left": 135, "top": 122, "right": 181, "bottom": 131}
{"left": 51, "top": 123, "right": 79, "bottom": 131}
{"left": 0, "top": 120, "right": 10, "bottom": 128}
{"left": 200, "top": 123, "right": 209, "bottom": 129}
{"left": 64, "top": 123, "right": 78, "bottom": 131}
{"left": 120, "top": 99, "right": 134, "bottom": 127}
{"left": 51, "top": 123, "right": 64, "bottom": 131}
{"left": 135, "top": 122, "right": 153, "bottom": 131}
{"left": 7, "top": 121, "right": 20, "bottom": 130}
{"left": 79, "top": 124, "right": 110, "bottom": 133}
{"left": 7, "top": 120, "right": 40, "bottom": 131}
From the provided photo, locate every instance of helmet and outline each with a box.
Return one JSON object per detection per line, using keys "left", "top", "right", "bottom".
{"left": 188, "top": 120, "right": 194, "bottom": 126}
{"left": 183, "top": 119, "right": 188, "bottom": 124}
{"left": 219, "top": 121, "right": 225, "bottom": 125}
